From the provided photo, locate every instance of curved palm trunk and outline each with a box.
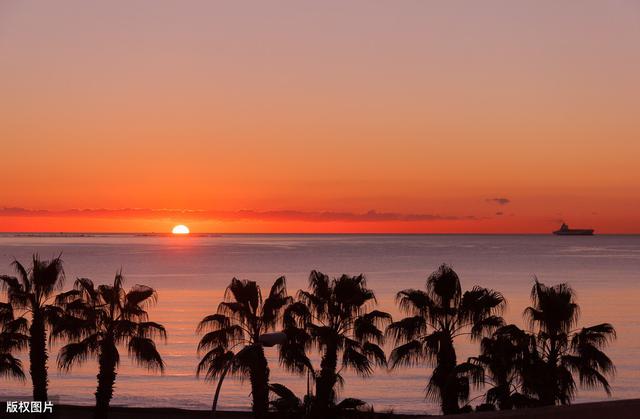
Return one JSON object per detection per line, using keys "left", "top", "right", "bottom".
{"left": 29, "top": 312, "right": 48, "bottom": 401}
{"left": 314, "top": 341, "right": 338, "bottom": 417}
{"left": 94, "top": 340, "right": 118, "bottom": 419}
{"left": 437, "top": 338, "right": 459, "bottom": 415}
{"left": 249, "top": 345, "right": 270, "bottom": 419}
{"left": 210, "top": 361, "right": 231, "bottom": 418}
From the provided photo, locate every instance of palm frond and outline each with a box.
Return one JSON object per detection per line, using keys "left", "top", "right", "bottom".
{"left": 388, "top": 339, "right": 424, "bottom": 368}
{"left": 57, "top": 335, "right": 100, "bottom": 371}
{"left": 279, "top": 326, "right": 313, "bottom": 374}
{"left": 124, "top": 284, "right": 157, "bottom": 317}
{"left": 217, "top": 301, "right": 249, "bottom": 319}
{"left": 455, "top": 361, "right": 485, "bottom": 388}
{"left": 50, "top": 312, "right": 94, "bottom": 342}
{"left": 36, "top": 255, "right": 65, "bottom": 295}
{"left": 226, "top": 278, "right": 261, "bottom": 315}
{"left": 0, "top": 276, "right": 29, "bottom": 309}
{"left": 112, "top": 319, "right": 140, "bottom": 343}
{"left": 0, "top": 302, "right": 15, "bottom": 323}
{"left": 386, "top": 316, "right": 427, "bottom": 344}
{"left": 396, "top": 289, "right": 432, "bottom": 315}
{"left": 0, "top": 354, "right": 25, "bottom": 380}
{"left": 283, "top": 301, "right": 310, "bottom": 329}
{"left": 196, "top": 314, "right": 230, "bottom": 333}
{"left": 527, "top": 279, "right": 579, "bottom": 334}
{"left": 563, "top": 354, "right": 612, "bottom": 395}
{"left": 197, "top": 325, "right": 245, "bottom": 352}
{"left": 353, "top": 313, "right": 386, "bottom": 344}
{"left": 10, "top": 259, "right": 30, "bottom": 290}
{"left": 262, "top": 276, "right": 292, "bottom": 330}
{"left": 196, "top": 346, "right": 234, "bottom": 380}
{"left": 137, "top": 321, "right": 168, "bottom": 341}
{"left": 459, "top": 287, "right": 505, "bottom": 324}
{"left": 42, "top": 304, "right": 65, "bottom": 327}
{"left": 426, "top": 264, "right": 461, "bottom": 310}
{"left": 74, "top": 277, "right": 98, "bottom": 300}
{"left": 571, "top": 323, "right": 616, "bottom": 350}
{"left": 308, "top": 270, "right": 331, "bottom": 301}
{"left": 469, "top": 315, "right": 505, "bottom": 341}
{"left": 2, "top": 317, "right": 29, "bottom": 335}
{"left": 362, "top": 342, "right": 386, "bottom": 368}
{"left": 342, "top": 345, "right": 373, "bottom": 377}
{"left": 55, "top": 289, "right": 81, "bottom": 306}
{"left": 230, "top": 344, "right": 264, "bottom": 379}
{"left": 128, "top": 336, "right": 165, "bottom": 372}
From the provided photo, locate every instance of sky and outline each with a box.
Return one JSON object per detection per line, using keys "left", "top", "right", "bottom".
{"left": 1, "top": 0, "right": 639, "bottom": 233}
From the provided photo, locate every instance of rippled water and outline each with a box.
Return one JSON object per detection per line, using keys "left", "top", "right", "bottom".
{"left": 1, "top": 234, "right": 639, "bottom": 414}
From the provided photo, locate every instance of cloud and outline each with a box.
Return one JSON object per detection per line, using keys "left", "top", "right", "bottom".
{"left": 486, "top": 197, "right": 511, "bottom": 206}
{"left": 0, "top": 207, "right": 479, "bottom": 223}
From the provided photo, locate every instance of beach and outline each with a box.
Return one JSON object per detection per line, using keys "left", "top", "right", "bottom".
{"left": 35, "top": 399, "right": 640, "bottom": 419}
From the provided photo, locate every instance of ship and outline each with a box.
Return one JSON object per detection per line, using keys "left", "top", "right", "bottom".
{"left": 553, "top": 223, "right": 594, "bottom": 236}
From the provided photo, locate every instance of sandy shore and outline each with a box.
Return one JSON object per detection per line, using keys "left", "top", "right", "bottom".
{"left": 29, "top": 399, "right": 639, "bottom": 419}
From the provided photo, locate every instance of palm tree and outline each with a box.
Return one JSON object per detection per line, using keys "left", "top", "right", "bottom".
{"left": 282, "top": 271, "right": 390, "bottom": 417}
{"left": 54, "top": 272, "right": 166, "bottom": 419}
{"left": 196, "top": 276, "right": 291, "bottom": 419}
{"left": 470, "top": 324, "right": 538, "bottom": 410}
{"left": 386, "top": 264, "right": 505, "bottom": 414}
{"left": 0, "top": 255, "right": 65, "bottom": 401}
{"left": 0, "top": 302, "right": 29, "bottom": 380}
{"left": 522, "top": 279, "right": 616, "bottom": 406}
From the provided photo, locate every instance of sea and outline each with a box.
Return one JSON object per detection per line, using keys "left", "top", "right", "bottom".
{"left": 1, "top": 234, "right": 638, "bottom": 414}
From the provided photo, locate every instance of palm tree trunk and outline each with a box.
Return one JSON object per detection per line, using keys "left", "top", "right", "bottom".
{"left": 314, "top": 342, "right": 338, "bottom": 417}
{"left": 94, "top": 341, "right": 118, "bottom": 419}
{"left": 29, "top": 312, "right": 48, "bottom": 401}
{"left": 211, "top": 361, "right": 231, "bottom": 418}
{"left": 439, "top": 338, "right": 459, "bottom": 415}
{"left": 249, "top": 345, "right": 270, "bottom": 419}
{"left": 540, "top": 337, "right": 559, "bottom": 406}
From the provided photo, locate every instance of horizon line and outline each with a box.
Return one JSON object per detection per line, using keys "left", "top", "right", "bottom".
{"left": 1, "top": 231, "right": 639, "bottom": 236}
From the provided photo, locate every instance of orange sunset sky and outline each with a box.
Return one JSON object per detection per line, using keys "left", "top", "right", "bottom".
{"left": 1, "top": 1, "right": 639, "bottom": 234}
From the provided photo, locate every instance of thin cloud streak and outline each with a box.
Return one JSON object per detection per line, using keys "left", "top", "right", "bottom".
{"left": 0, "top": 207, "right": 479, "bottom": 223}
{"left": 486, "top": 198, "right": 511, "bottom": 206}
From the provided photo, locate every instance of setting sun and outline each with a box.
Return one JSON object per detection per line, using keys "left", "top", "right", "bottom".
{"left": 171, "top": 225, "right": 190, "bottom": 235}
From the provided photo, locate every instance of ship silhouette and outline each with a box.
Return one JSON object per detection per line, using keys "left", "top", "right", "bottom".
{"left": 553, "top": 222, "right": 594, "bottom": 236}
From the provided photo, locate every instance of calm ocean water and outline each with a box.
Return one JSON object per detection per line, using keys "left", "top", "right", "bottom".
{"left": 1, "top": 234, "right": 639, "bottom": 414}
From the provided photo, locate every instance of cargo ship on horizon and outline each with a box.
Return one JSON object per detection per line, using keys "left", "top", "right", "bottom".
{"left": 553, "top": 223, "right": 594, "bottom": 236}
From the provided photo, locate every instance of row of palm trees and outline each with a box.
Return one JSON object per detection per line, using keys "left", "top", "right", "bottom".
{"left": 1, "top": 255, "right": 616, "bottom": 419}
{"left": 1, "top": 255, "right": 164, "bottom": 419}
{"left": 196, "top": 264, "right": 616, "bottom": 418}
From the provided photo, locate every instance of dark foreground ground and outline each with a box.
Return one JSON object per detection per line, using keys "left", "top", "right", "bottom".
{"left": 2, "top": 399, "right": 639, "bottom": 419}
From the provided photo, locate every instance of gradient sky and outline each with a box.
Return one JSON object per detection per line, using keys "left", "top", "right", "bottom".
{"left": 1, "top": 1, "right": 639, "bottom": 233}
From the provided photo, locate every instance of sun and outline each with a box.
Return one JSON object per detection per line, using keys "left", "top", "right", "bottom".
{"left": 171, "top": 224, "right": 190, "bottom": 235}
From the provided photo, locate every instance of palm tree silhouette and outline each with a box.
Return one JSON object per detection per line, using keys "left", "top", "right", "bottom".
{"left": 0, "top": 255, "right": 65, "bottom": 401}
{"left": 196, "top": 277, "right": 291, "bottom": 419}
{"left": 282, "top": 271, "right": 390, "bottom": 417}
{"left": 387, "top": 264, "right": 505, "bottom": 415}
{"left": 470, "top": 324, "right": 538, "bottom": 410}
{"left": 521, "top": 279, "right": 616, "bottom": 405}
{"left": 0, "top": 302, "right": 29, "bottom": 380}
{"left": 54, "top": 272, "right": 166, "bottom": 419}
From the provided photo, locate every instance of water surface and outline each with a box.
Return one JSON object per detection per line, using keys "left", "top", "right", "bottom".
{"left": 1, "top": 234, "right": 638, "bottom": 414}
